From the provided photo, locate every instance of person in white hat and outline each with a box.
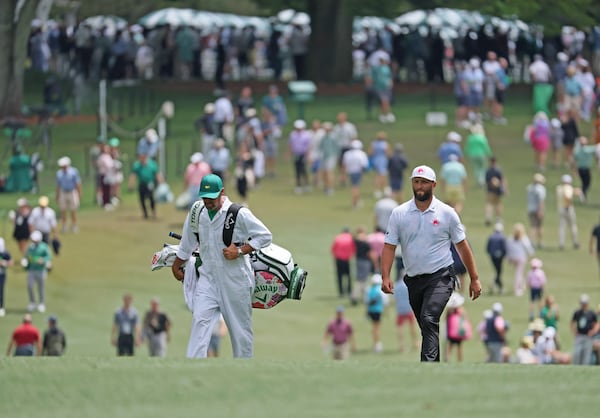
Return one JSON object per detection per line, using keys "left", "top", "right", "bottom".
{"left": 136, "top": 129, "right": 160, "bottom": 159}
{"left": 380, "top": 164, "right": 482, "bottom": 362}
{"left": 556, "top": 173, "right": 580, "bottom": 250}
{"left": 366, "top": 273, "right": 387, "bottom": 353}
{"left": 485, "top": 301, "right": 508, "bottom": 363}
{"left": 342, "top": 139, "right": 369, "bottom": 208}
{"left": 288, "top": 119, "right": 311, "bottom": 194}
{"left": 437, "top": 131, "right": 463, "bottom": 164}
{"left": 445, "top": 292, "right": 470, "bottom": 362}
{"left": 55, "top": 156, "right": 81, "bottom": 233}
{"left": 526, "top": 173, "right": 547, "bottom": 249}
{"left": 526, "top": 258, "right": 547, "bottom": 321}
{"left": 571, "top": 294, "right": 598, "bottom": 365}
{"left": 25, "top": 230, "right": 52, "bottom": 314}
{"left": 184, "top": 152, "right": 211, "bottom": 208}
{"left": 27, "top": 196, "right": 58, "bottom": 245}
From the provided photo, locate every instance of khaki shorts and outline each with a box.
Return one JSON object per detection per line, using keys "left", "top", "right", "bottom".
{"left": 528, "top": 212, "right": 543, "bottom": 228}
{"left": 486, "top": 192, "right": 502, "bottom": 205}
{"left": 332, "top": 342, "right": 350, "bottom": 360}
{"left": 445, "top": 185, "right": 465, "bottom": 206}
{"left": 58, "top": 190, "right": 80, "bottom": 211}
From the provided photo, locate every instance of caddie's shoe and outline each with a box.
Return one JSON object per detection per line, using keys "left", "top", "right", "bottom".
{"left": 37, "top": 304, "right": 46, "bottom": 313}
{"left": 0, "top": 308, "right": 5, "bottom": 317}
{"left": 27, "top": 303, "right": 36, "bottom": 312}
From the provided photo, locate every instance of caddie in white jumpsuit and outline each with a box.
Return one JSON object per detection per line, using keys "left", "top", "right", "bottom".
{"left": 172, "top": 174, "right": 272, "bottom": 358}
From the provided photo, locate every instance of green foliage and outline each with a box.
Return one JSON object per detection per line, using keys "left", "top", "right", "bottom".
{"left": 52, "top": 0, "right": 265, "bottom": 22}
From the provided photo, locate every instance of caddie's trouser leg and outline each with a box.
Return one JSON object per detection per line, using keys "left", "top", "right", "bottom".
{"left": 405, "top": 274, "right": 453, "bottom": 362}
{"left": 219, "top": 276, "right": 254, "bottom": 358}
{"left": 187, "top": 277, "right": 220, "bottom": 358}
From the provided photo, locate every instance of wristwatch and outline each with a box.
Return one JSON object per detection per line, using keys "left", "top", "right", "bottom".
{"left": 237, "top": 247, "right": 244, "bottom": 257}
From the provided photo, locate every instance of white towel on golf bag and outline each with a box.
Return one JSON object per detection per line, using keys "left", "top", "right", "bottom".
{"left": 183, "top": 257, "right": 198, "bottom": 311}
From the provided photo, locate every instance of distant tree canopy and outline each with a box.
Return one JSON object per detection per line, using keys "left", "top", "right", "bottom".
{"left": 62, "top": 0, "right": 599, "bottom": 35}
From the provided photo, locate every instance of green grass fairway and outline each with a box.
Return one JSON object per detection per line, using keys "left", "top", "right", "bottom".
{"left": 1, "top": 358, "right": 599, "bottom": 418}
{"left": 1, "top": 82, "right": 600, "bottom": 417}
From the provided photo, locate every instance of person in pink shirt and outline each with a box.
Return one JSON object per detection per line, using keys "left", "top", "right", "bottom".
{"left": 527, "top": 257, "right": 547, "bottom": 321}
{"left": 184, "top": 152, "right": 211, "bottom": 208}
{"left": 322, "top": 305, "right": 355, "bottom": 360}
{"left": 367, "top": 227, "right": 385, "bottom": 273}
{"left": 331, "top": 228, "right": 356, "bottom": 298}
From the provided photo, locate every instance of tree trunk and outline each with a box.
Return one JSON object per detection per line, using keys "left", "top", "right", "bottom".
{"left": 306, "top": 0, "right": 353, "bottom": 83}
{"left": 0, "top": 0, "right": 40, "bottom": 118}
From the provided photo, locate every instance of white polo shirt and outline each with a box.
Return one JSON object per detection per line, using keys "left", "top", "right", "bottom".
{"left": 28, "top": 206, "right": 57, "bottom": 234}
{"left": 384, "top": 196, "right": 466, "bottom": 276}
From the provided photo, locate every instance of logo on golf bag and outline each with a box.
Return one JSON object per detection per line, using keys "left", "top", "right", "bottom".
{"left": 252, "top": 271, "right": 288, "bottom": 309}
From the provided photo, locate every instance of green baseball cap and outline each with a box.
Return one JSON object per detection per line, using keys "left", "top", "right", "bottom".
{"left": 197, "top": 174, "right": 223, "bottom": 199}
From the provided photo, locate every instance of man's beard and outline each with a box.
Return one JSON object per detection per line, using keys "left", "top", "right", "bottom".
{"left": 413, "top": 189, "right": 432, "bottom": 202}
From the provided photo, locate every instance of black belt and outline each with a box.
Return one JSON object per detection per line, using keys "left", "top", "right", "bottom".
{"left": 407, "top": 266, "right": 453, "bottom": 280}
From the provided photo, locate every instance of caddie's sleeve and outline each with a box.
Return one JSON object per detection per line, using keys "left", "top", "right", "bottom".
{"left": 175, "top": 211, "right": 196, "bottom": 261}
{"left": 236, "top": 208, "right": 272, "bottom": 251}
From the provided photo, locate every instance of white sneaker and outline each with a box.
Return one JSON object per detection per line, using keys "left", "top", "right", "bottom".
{"left": 0, "top": 308, "right": 5, "bottom": 317}
{"left": 37, "top": 304, "right": 46, "bottom": 313}
{"left": 27, "top": 303, "right": 36, "bottom": 312}
{"left": 374, "top": 341, "right": 383, "bottom": 353}
{"left": 386, "top": 113, "right": 396, "bottom": 123}
{"left": 378, "top": 114, "right": 387, "bottom": 123}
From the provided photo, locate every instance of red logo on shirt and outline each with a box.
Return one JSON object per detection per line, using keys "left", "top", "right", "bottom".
{"left": 432, "top": 219, "right": 440, "bottom": 226}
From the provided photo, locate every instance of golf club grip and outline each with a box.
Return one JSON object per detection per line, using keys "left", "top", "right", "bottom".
{"left": 169, "top": 232, "right": 182, "bottom": 240}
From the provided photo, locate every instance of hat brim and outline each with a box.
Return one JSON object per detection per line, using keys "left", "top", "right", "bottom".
{"left": 197, "top": 190, "right": 222, "bottom": 199}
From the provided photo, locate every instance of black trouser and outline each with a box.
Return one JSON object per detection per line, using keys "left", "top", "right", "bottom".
{"left": 491, "top": 257, "right": 503, "bottom": 291}
{"left": 404, "top": 267, "right": 454, "bottom": 362}
{"left": 117, "top": 334, "right": 134, "bottom": 356}
{"left": 335, "top": 258, "right": 352, "bottom": 297}
{"left": 138, "top": 183, "right": 155, "bottom": 219}
{"left": 294, "top": 154, "right": 308, "bottom": 187}
{"left": 578, "top": 167, "right": 591, "bottom": 197}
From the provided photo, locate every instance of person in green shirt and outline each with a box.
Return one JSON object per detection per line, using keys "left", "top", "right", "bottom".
{"left": 540, "top": 295, "right": 560, "bottom": 329}
{"left": 465, "top": 123, "right": 493, "bottom": 187}
{"left": 25, "top": 230, "right": 51, "bottom": 313}
{"left": 128, "top": 154, "right": 164, "bottom": 219}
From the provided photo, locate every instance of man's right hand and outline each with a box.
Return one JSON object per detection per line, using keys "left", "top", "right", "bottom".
{"left": 381, "top": 277, "right": 394, "bottom": 294}
{"left": 171, "top": 258, "right": 186, "bottom": 282}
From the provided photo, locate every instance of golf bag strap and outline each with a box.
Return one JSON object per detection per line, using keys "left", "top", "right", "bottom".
{"left": 223, "top": 203, "right": 242, "bottom": 246}
{"left": 189, "top": 200, "right": 204, "bottom": 244}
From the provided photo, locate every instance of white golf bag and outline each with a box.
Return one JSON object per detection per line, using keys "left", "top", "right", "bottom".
{"left": 151, "top": 236, "right": 307, "bottom": 310}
